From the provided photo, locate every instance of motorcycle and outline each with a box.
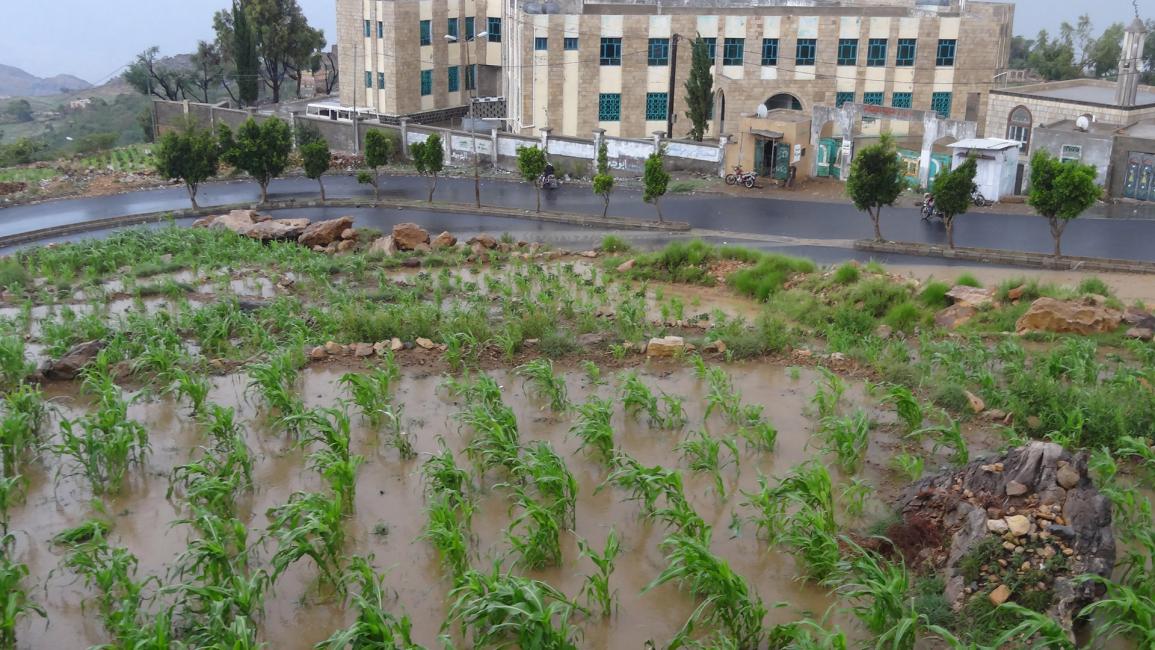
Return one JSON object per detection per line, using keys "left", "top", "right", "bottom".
{"left": 920, "top": 193, "right": 944, "bottom": 222}
{"left": 972, "top": 189, "right": 991, "bottom": 207}
{"left": 724, "top": 165, "right": 758, "bottom": 189}
{"left": 539, "top": 173, "right": 561, "bottom": 190}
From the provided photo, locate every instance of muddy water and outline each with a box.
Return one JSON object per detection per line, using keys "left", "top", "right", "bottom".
{"left": 7, "top": 362, "right": 884, "bottom": 648}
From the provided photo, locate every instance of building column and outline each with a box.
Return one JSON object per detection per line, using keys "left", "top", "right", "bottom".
{"left": 539, "top": 126, "right": 552, "bottom": 151}
{"left": 490, "top": 128, "right": 499, "bottom": 167}
{"left": 289, "top": 110, "right": 301, "bottom": 150}
{"left": 652, "top": 131, "right": 665, "bottom": 155}
{"left": 718, "top": 134, "right": 731, "bottom": 178}
{"left": 399, "top": 118, "right": 410, "bottom": 159}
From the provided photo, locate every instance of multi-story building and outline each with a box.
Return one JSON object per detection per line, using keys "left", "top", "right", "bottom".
{"left": 336, "top": 0, "right": 1013, "bottom": 139}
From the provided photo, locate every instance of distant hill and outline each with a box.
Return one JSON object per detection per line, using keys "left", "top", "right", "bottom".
{"left": 0, "top": 64, "right": 92, "bottom": 98}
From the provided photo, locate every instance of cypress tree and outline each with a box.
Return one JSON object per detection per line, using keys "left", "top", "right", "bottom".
{"left": 233, "top": 1, "right": 260, "bottom": 106}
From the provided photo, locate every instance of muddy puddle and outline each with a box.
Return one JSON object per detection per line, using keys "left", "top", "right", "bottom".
{"left": 8, "top": 362, "right": 898, "bottom": 648}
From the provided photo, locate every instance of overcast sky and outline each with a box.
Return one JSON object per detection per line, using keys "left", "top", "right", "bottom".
{"left": 0, "top": 0, "right": 1146, "bottom": 83}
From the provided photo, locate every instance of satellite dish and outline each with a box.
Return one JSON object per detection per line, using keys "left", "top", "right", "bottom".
{"left": 1075, "top": 115, "right": 1091, "bottom": 132}
{"left": 755, "top": 104, "right": 769, "bottom": 118}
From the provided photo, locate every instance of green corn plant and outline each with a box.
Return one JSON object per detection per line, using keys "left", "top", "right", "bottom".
{"left": 446, "top": 562, "right": 586, "bottom": 649}
{"left": 650, "top": 492, "right": 709, "bottom": 540}
{"left": 511, "top": 442, "right": 577, "bottom": 529}
{"left": 602, "top": 453, "right": 682, "bottom": 516}
{"left": 570, "top": 396, "right": 616, "bottom": 464}
{"left": 825, "top": 540, "right": 911, "bottom": 635}
{"left": 0, "top": 534, "right": 45, "bottom": 649}
{"left": 339, "top": 368, "right": 399, "bottom": 428}
{"left": 659, "top": 393, "right": 689, "bottom": 429}
{"left": 167, "top": 367, "right": 210, "bottom": 415}
{"left": 0, "top": 336, "right": 34, "bottom": 391}
{"left": 676, "top": 429, "right": 739, "bottom": 497}
{"left": 62, "top": 534, "right": 165, "bottom": 646}
{"left": 459, "top": 394, "right": 521, "bottom": 479}
{"left": 620, "top": 371, "right": 661, "bottom": 425}
{"left": 421, "top": 494, "right": 474, "bottom": 580}
{"left": 741, "top": 462, "right": 840, "bottom": 582}
{"left": 52, "top": 519, "right": 112, "bottom": 547}
{"left": 817, "top": 410, "right": 871, "bottom": 475}
{"left": 738, "top": 419, "right": 778, "bottom": 452}
{"left": 580, "top": 360, "right": 604, "bottom": 386}
{"left": 289, "top": 406, "right": 364, "bottom": 512}
{"left": 914, "top": 413, "right": 969, "bottom": 466}
{"left": 1117, "top": 435, "right": 1155, "bottom": 479}
{"left": 644, "top": 530, "right": 766, "bottom": 648}
{"left": 169, "top": 454, "right": 249, "bottom": 520}
{"left": 266, "top": 491, "right": 347, "bottom": 586}
{"left": 55, "top": 371, "right": 150, "bottom": 495}
{"left": 882, "top": 384, "right": 924, "bottom": 433}
{"left": 689, "top": 354, "right": 709, "bottom": 380}
{"left": 318, "top": 556, "right": 424, "bottom": 649}
{"left": 0, "top": 410, "right": 36, "bottom": 479}
{"left": 0, "top": 476, "right": 17, "bottom": 536}
{"left": 704, "top": 367, "right": 743, "bottom": 423}
{"left": 990, "top": 602, "right": 1076, "bottom": 649}
{"left": 840, "top": 478, "right": 871, "bottom": 519}
{"left": 505, "top": 489, "right": 563, "bottom": 570}
{"left": 245, "top": 349, "right": 305, "bottom": 431}
{"left": 515, "top": 358, "right": 569, "bottom": 412}
{"left": 422, "top": 438, "right": 471, "bottom": 506}
{"left": 378, "top": 403, "right": 415, "bottom": 460}
{"left": 811, "top": 367, "right": 846, "bottom": 420}
{"left": 891, "top": 453, "right": 925, "bottom": 482}
{"left": 577, "top": 528, "right": 621, "bottom": 617}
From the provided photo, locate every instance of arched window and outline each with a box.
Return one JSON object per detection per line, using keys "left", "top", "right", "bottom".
{"left": 1006, "top": 106, "right": 1032, "bottom": 149}
{"left": 765, "top": 93, "right": 803, "bottom": 111}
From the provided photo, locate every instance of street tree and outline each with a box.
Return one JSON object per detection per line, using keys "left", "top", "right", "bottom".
{"left": 593, "top": 140, "right": 614, "bottom": 218}
{"left": 643, "top": 149, "right": 670, "bottom": 223}
{"left": 213, "top": 1, "right": 263, "bottom": 106}
{"left": 1027, "top": 150, "right": 1101, "bottom": 257}
{"left": 931, "top": 156, "right": 977, "bottom": 249}
{"left": 683, "top": 36, "right": 714, "bottom": 142}
{"left": 411, "top": 134, "right": 445, "bottom": 202}
{"left": 246, "top": 0, "right": 325, "bottom": 103}
{"left": 301, "top": 139, "right": 331, "bottom": 204}
{"left": 154, "top": 124, "right": 219, "bottom": 209}
{"left": 123, "top": 47, "right": 187, "bottom": 101}
{"left": 846, "top": 133, "right": 904, "bottom": 242}
{"left": 516, "top": 145, "right": 547, "bottom": 212}
{"left": 218, "top": 117, "right": 292, "bottom": 203}
{"left": 358, "top": 130, "right": 391, "bottom": 201}
{"left": 188, "top": 41, "right": 225, "bottom": 104}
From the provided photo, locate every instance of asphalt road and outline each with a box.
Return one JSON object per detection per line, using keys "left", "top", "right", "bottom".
{"left": 3, "top": 173, "right": 1154, "bottom": 262}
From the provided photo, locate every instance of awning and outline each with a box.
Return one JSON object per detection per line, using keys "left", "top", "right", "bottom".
{"left": 750, "top": 129, "right": 784, "bottom": 139}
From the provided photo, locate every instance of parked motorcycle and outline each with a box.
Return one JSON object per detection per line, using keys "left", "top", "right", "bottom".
{"left": 539, "top": 173, "right": 561, "bottom": 190}
{"left": 724, "top": 165, "right": 758, "bottom": 189}
{"left": 971, "top": 189, "right": 991, "bottom": 207}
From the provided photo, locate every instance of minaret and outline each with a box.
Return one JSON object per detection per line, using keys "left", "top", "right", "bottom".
{"left": 1115, "top": 17, "right": 1147, "bottom": 108}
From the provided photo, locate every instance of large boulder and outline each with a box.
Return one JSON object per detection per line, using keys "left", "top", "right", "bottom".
{"left": 431, "top": 231, "right": 457, "bottom": 249}
{"left": 934, "top": 304, "right": 977, "bottom": 330}
{"left": 244, "top": 218, "right": 311, "bottom": 241}
{"left": 645, "top": 336, "right": 685, "bottom": 358}
{"left": 1123, "top": 306, "right": 1155, "bottom": 330}
{"left": 209, "top": 209, "right": 260, "bottom": 234}
{"left": 467, "top": 234, "right": 498, "bottom": 250}
{"left": 1015, "top": 297, "right": 1123, "bottom": 335}
{"left": 39, "top": 340, "right": 106, "bottom": 380}
{"left": 368, "top": 235, "right": 397, "bottom": 257}
{"left": 392, "top": 223, "right": 430, "bottom": 251}
{"left": 298, "top": 216, "right": 354, "bottom": 248}
{"left": 945, "top": 285, "right": 995, "bottom": 308}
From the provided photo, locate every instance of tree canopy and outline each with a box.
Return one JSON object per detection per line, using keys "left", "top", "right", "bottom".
{"left": 643, "top": 150, "right": 670, "bottom": 223}
{"left": 155, "top": 125, "right": 220, "bottom": 209}
{"left": 931, "top": 157, "right": 977, "bottom": 249}
{"left": 516, "top": 145, "right": 547, "bottom": 212}
{"left": 1027, "top": 151, "right": 1101, "bottom": 257}
{"left": 593, "top": 140, "right": 614, "bottom": 218}
{"left": 845, "top": 133, "right": 905, "bottom": 242}
{"left": 360, "top": 130, "right": 392, "bottom": 200}
{"left": 683, "top": 36, "right": 714, "bottom": 142}
{"left": 412, "top": 134, "right": 445, "bottom": 202}
{"left": 218, "top": 117, "right": 292, "bottom": 203}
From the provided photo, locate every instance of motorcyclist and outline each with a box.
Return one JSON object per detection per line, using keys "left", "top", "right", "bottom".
{"left": 921, "top": 192, "right": 935, "bottom": 220}
{"left": 540, "top": 160, "right": 557, "bottom": 189}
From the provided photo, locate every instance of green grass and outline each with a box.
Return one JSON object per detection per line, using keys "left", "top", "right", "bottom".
{"left": 954, "top": 273, "right": 982, "bottom": 288}
{"left": 918, "top": 281, "right": 951, "bottom": 308}
{"left": 832, "top": 263, "right": 861, "bottom": 285}
{"left": 0, "top": 167, "right": 55, "bottom": 184}
{"left": 599, "top": 235, "right": 630, "bottom": 253}
{"left": 727, "top": 254, "right": 816, "bottom": 301}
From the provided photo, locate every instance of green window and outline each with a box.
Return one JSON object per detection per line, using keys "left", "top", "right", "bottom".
{"left": 364, "top": 71, "right": 372, "bottom": 88}
{"left": 420, "top": 20, "right": 431, "bottom": 46}
{"left": 448, "top": 18, "right": 458, "bottom": 39}
{"left": 377, "top": 21, "right": 383, "bottom": 38}
{"left": 722, "top": 38, "right": 744, "bottom": 66}
{"left": 487, "top": 17, "right": 501, "bottom": 43}
{"left": 702, "top": 37, "right": 716, "bottom": 63}
{"left": 761, "top": 38, "right": 778, "bottom": 65}
{"left": 648, "top": 38, "right": 669, "bottom": 65}
{"left": 936, "top": 39, "right": 956, "bottom": 66}
{"left": 896, "top": 39, "right": 916, "bottom": 66}
{"left": 646, "top": 92, "right": 668, "bottom": 121}
{"left": 465, "top": 17, "right": 475, "bottom": 40}
{"left": 867, "top": 38, "right": 887, "bottom": 66}
{"left": 377, "top": 72, "right": 384, "bottom": 89}
{"left": 931, "top": 91, "right": 952, "bottom": 117}
{"left": 420, "top": 70, "right": 432, "bottom": 96}
{"left": 448, "top": 66, "right": 459, "bottom": 93}
{"left": 598, "top": 93, "right": 621, "bottom": 121}
{"left": 600, "top": 37, "right": 622, "bottom": 65}
{"left": 534, "top": 37, "right": 548, "bottom": 51}
{"left": 837, "top": 39, "right": 858, "bottom": 66}
{"left": 863, "top": 91, "right": 883, "bottom": 105}
{"left": 835, "top": 91, "right": 854, "bottom": 107}
{"left": 796, "top": 39, "right": 816, "bottom": 65}
{"left": 564, "top": 37, "right": 578, "bottom": 51}
{"left": 465, "top": 64, "right": 477, "bottom": 91}
{"left": 363, "top": 20, "right": 370, "bottom": 37}
{"left": 891, "top": 92, "right": 912, "bottom": 108}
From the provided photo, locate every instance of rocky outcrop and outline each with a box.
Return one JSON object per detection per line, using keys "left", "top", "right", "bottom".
{"left": 934, "top": 304, "right": 977, "bottom": 330}
{"left": 1015, "top": 297, "right": 1123, "bottom": 335}
{"left": 206, "top": 209, "right": 260, "bottom": 234}
{"left": 895, "top": 442, "right": 1114, "bottom": 638}
{"left": 244, "top": 218, "right": 311, "bottom": 241}
{"left": 298, "top": 217, "right": 354, "bottom": 248}
{"left": 946, "top": 285, "right": 995, "bottom": 308}
{"left": 431, "top": 231, "right": 457, "bottom": 249}
{"left": 39, "top": 340, "right": 106, "bottom": 380}
{"left": 392, "top": 223, "right": 430, "bottom": 251}
{"left": 368, "top": 235, "right": 397, "bottom": 257}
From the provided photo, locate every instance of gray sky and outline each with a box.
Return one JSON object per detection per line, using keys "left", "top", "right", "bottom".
{"left": 0, "top": 0, "right": 1145, "bottom": 83}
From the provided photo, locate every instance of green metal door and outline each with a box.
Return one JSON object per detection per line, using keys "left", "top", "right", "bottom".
{"left": 773, "top": 142, "right": 790, "bottom": 180}
{"left": 817, "top": 138, "right": 836, "bottom": 177}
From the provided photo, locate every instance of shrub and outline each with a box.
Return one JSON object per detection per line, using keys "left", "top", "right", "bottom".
{"left": 830, "top": 305, "right": 876, "bottom": 337}
{"left": 954, "top": 273, "right": 982, "bottom": 288}
{"left": 727, "top": 254, "right": 816, "bottom": 302}
{"left": 850, "top": 278, "right": 911, "bottom": 317}
{"left": 599, "top": 235, "right": 630, "bottom": 253}
{"left": 832, "top": 263, "right": 860, "bottom": 285}
{"left": 918, "top": 281, "right": 951, "bottom": 309}
{"left": 1077, "top": 276, "right": 1111, "bottom": 297}
{"left": 0, "top": 259, "right": 31, "bottom": 291}
{"left": 931, "top": 382, "right": 971, "bottom": 412}
{"left": 883, "top": 301, "right": 923, "bottom": 333}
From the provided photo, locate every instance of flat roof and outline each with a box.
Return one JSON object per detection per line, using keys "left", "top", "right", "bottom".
{"left": 994, "top": 79, "right": 1155, "bottom": 108}
{"left": 1121, "top": 121, "right": 1155, "bottom": 140}
{"left": 948, "top": 138, "right": 1021, "bottom": 150}
{"left": 1038, "top": 119, "right": 1121, "bottom": 135}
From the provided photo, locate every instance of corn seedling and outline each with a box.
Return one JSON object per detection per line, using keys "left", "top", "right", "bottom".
{"left": 460, "top": 393, "right": 521, "bottom": 479}
{"left": 511, "top": 442, "right": 578, "bottom": 529}
{"left": 810, "top": 367, "right": 846, "bottom": 420}
{"left": 891, "top": 452, "right": 925, "bottom": 481}
{"left": 0, "top": 534, "right": 44, "bottom": 649}
{"left": 741, "top": 462, "right": 840, "bottom": 582}
{"left": 515, "top": 358, "right": 569, "bottom": 412}
{"left": 677, "top": 429, "right": 740, "bottom": 497}
{"left": 825, "top": 540, "right": 911, "bottom": 635}
{"left": 990, "top": 602, "right": 1076, "bottom": 649}
{"left": 62, "top": 535, "right": 164, "bottom": 646}
{"left": 603, "top": 454, "right": 682, "bottom": 517}
{"left": 738, "top": 419, "right": 778, "bottom": 452}
{"left": 577, "top": 528, "right": 621, "bottom": 617}
{"left": 620, "top": 372, "right": 661, "bottom": 425}
{"left": 882, "top": 384, "right": 924, "bottom": 433}
{"left": 446, "top": 562, "right": 586, "bottom": 649}
{"left": 0, "top": 476, "right": 19, "bottom": 536}
{"left": 914, "top": 413, "right": 969, "bottom": 466}
{"left": 319, "top": 556, "right": 424, "bottom": 649}
{"left": 816, "top": 410, "right": 871, "bottom": 475}
{"left": 52, "top": 519, "right": 112, "bottom": 547}
{"left": 422, "top": 438, "right": 472, "bottom": 506}
{"left": 267, "top": 490, "right": 347, "bottom": 586}
{"left": 505, "top": 489, "right": 563, "bottom": 569}
{"left": 55, "top": 372, "right": 149, "bottom": 495}
{"left": 167, "top": 367, "right": 210, "bottom": 415}
{"left": 840, "top": 478, "right": 871, "bottom": 519}
{"left": 245, "top": 349, "right": 305, "bottom": 431}
{"left": 339, "top": 368, "right": 400, "bottom": 427}
{"left": 570, "top": 396, "right": 616, "bottom": 464}
{"left": 581, "top": 360, "right": 604, "bottom": 386}
{"left": 421, "top": 494, "right": 474, "bottom": 580}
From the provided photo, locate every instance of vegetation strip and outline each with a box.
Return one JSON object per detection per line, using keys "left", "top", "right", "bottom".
{"left": 854, "top": 239, "right": 1155, "bottom": 274}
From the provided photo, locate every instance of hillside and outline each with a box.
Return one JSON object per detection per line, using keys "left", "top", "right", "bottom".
{"left": 0, "top": 64, "right": 92, "bottom": 98}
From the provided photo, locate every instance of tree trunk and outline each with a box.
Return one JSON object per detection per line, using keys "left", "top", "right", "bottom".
{"left": 603, "top": 195, "right": 609, "bottom": 218}
{"left": 428, "top": 174, "right": 437, "bottom": 202}
{"left": 871, "top": 209, "right": 882, "bottom": 242}
{"left": 187, "top": 183, "right": 199, "bottom": 210}
{"left": 945, "top": 216, "right": 954, "bottom": 249}
{"left": 535, "top": 185, "right": 541, "bottom": 212}
{"left": 1050, "top": 217, "right": 1065, "bottom": 257}
{"left": 374, "top": 171, "right": 380, "bottom": 201}
{"left": 318, "top": 178, "right": 326, "bottom": 204}
{"left": 259, "top": 180, "right": 269, "bottom": 204}
{"left": 655, "top": 198, "right": 663, "bottom": 223}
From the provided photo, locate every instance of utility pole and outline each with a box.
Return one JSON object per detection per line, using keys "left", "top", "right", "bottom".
{"left": 449, "top": 32, "right": 488, "bottom": 207}
{"left": 666, "top": 34, "right": 679, "bottom": 140}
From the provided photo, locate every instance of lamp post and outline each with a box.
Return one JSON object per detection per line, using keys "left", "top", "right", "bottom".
{"left": 446, "top": 31, "right": 488, "bottom": 207}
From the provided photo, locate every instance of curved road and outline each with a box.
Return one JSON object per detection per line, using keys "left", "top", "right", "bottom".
{"left": 2, "top": 173, "right": 1154, "bottom": 262}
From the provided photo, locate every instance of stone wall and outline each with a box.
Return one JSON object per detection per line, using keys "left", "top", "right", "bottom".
{"left": 1031, "top": 127, "right": 1114, "bottom": 186}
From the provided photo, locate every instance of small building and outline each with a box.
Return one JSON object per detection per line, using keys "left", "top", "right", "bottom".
{"left": 947, "top": 138, "right": 1020, "bottom": 202}
{"left": 1109, "top": 120, "right": 1155, "bottom": 202}
{"left": 1030, "top": 118, "right": 1119, "bottom": 187}
{"left": 69, "top": 98, "right": 91, "bottom": 110}
{"left": 725, "top": 109, "right": 813, "bottom": 183}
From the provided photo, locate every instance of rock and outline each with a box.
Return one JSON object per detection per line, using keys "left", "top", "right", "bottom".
{"left": 1015, "top": 297, "right": 1123, "bottom": 336}
{"left": 985, "top": 409, "right": 1008, "bottom": 422}
{"left": 415, "top": 337, "right": 435, "bottom": 350}
{"left": 372, "top": 341, "right": 389, "bottom": 354}
{"left": 946, "top": 285, "right": 996, "bottom": 308}
{"left": 324, "top": 341, "right": 343, "bottom": 355}
{"left": 39, "top": 340, "right": 106, "bottom": 380}
{"left": 577, "top": 333, "right": 605, "bottom": 346}
{"left": 1125, "top": 327, "right": 1154, "bottom": 342}
{"left": 704, "top": 340, "right": 727, "bottom": 354}
{"left": 352, "top": 343, "right": 374, "bottom": 357}
{"left": 1006, "top": 480, "right": 1029, "bottom": 497}
{"left": 579, "top": 250, "right": 598, "bottom": 258}
{"left": 368, "top": 235, "right": 397, "bottom": 257}
{"left": 244, "top": 218, "right": 310, "bottom": 241}
{"left": 467, "top": 234, "right": 498, "bottom": 250}
{"left": 987, "top": 518, "right": 1009, "bottom": 534}
{"left": 337, "top": 240, "right": 357, "bottom": 252}
{"left": 1056, "top": 464, "right": 1081, "bottom": 490}
{"left": 208, "top": 209, "right": 259, "bottom": 234}
{"left": 392, "top": 223, "right": 430, "bottom": 251}
{"left": 934, "top": 304, "right": 978, "bottom": 330}
{"left": 309, "top": 346, "right": 328, "bottom": 360}
{"left": 645, "top": 336, "right": 685, "bottom": 358}
{"left": 340, "top": 228, "right": 358, "bottom": 241}
{"left": 191, "top": 216, "right": 216, "bottom": 228}
{"left": 989, "top": 584, "right": 1012, "bottom": 605}
{"left": 1005, "top": 515, "right": 1031, "bottom": 536}
{"left": 964, "top": 390, "right": 985, "bottom": 414}
{"left": 616, "top": 259, "right": 636, "bottom": 272}
{"left": 1123, "top": 306, "right": 1155, "bottom": 329}
{"left": 875, "top": 324, "right": 893, "bottom": 340}
{"left": 298, "top": 217, "right": 355, "bottom": 248}
{"left": 401, "top": 257, "right": 421, "bottom": 268}
{"left": 431, "top": 231, "right": 457, "bottom": 249}
{"left": 390, "top": 337, "right": 403, "bottom": 351}
{"left": 1007, "top": 285, "right": 1027, "bottom": 301}
{"left": 412, "top": 242, "right": 431, "bottom": 253}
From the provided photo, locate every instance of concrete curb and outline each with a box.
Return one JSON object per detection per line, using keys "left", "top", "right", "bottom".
{"left": 0, "top": 198, "right": 688, "bottom": 249}
{"left": 854, "top": 239, "right": 1155, "bottom": 274}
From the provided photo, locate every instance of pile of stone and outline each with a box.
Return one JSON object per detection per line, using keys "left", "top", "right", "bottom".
{"left": 307, "top": 336, "right": 447, "bottom": 361}
{"left": 193, "top": 210, "right": 358, "bottom": 252}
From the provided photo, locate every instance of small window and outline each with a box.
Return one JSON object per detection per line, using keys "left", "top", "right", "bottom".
{"left": 448, "top": 66, "right": 459, "bottom": 93}
{"left": 1006, "top": 105, "right": 1032, "bottom": 149}
{"left": 896, "top": 39, "right": 916, "bottom": 66}
{"left": 564, "top": 37, "right": 579, "bottom": 51}
{"left": 600, "top": 37, "right": 622, "bottom": 65}
{"left": 761, "top": 38, "right": 779, "bottom": 65}
{"left": 646, "top": 92, "right": 668, "bottom": 121}
{"left": 702, "top": 37, "right": 717, "bottom": 63}
{"left": 648, "top": 38, "right": 669, "bottom": 65}
{"left": 936, "top": 39, "right": 956, "bottom": 66}
{"left": 863, "top": 92, "right": 884, "bottom": 105}
{"left": 796, "top": 39, "right": 816, "bottom": 66}
{"left": 465, "top": 64, "right": 476, "bottom": 91}
{"left": 465, "top": 17, "right": 475, "bottom": 40}
{"left": 420, "top": 20, "right": 431, "bottom": 46}
{"left": 722, "top": 38, "right": 744, "bottom": 66}
{"left": 420, "top": 70, "right": 432, "bottom": 96}
{"left": 487, "top": 17, "right": 502, "bottom": 42}
{"left": 377, "top": 21, "right": 383, "bottom": 39}
{"left": 534, "top": 37, "right": 548, "bottom": 51}
{"left": 598, "top": 93, "right": 621, "bottom": 121}
{"left": 363, "top": 20, "right": 371, "bottom": 37}
{"left": 835, "top": 92, "right": 854, "bottom": 107}
{"left": 931, "top": 91, "right": 952, "bottom": 118}
{"left": 837, "top": 39, "right": 858, "bottom": 66}
{"left": 892, "top": 92, "right": 912, "bottom": 108}
{"left": 1060, "top": 144, "right": 1083, "bottom": 163}
{"left": 364, "top": 71, "right": 372, "bottom": 88}
{"left": 448, "top": 18, "right": 459, "bottom": 39}
{"left": 867, "top": 38, "right": 888, "bottom": 67}
{"left": 377, "top": 72, "right": 384, "bottom": 89}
